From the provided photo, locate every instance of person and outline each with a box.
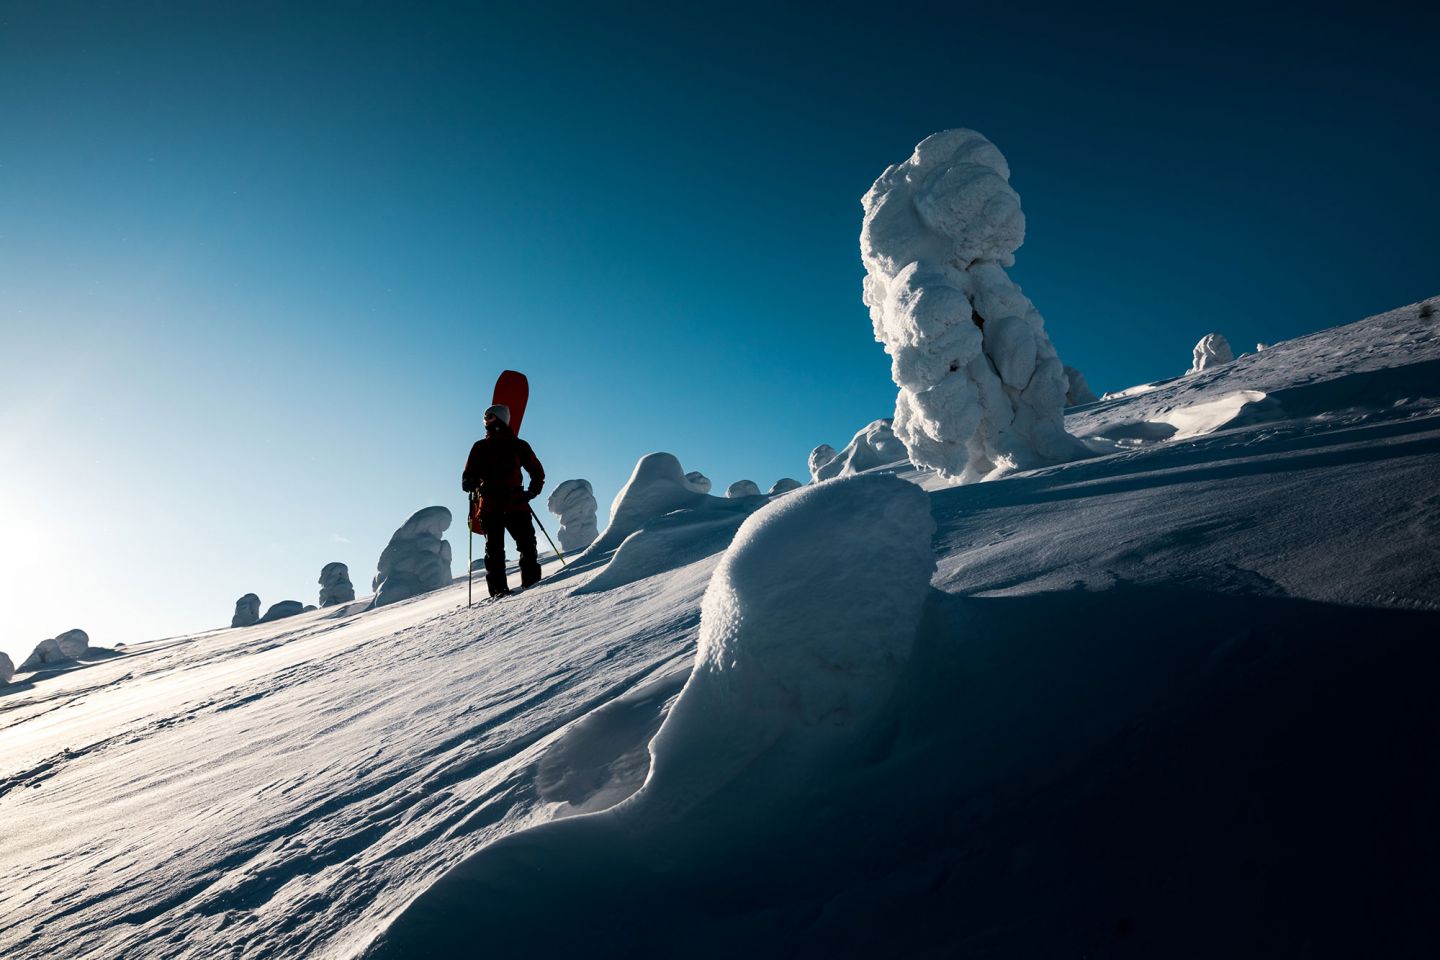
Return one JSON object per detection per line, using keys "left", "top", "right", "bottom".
{"left": 461, "top": 404, "right": 545, "bottom": 597}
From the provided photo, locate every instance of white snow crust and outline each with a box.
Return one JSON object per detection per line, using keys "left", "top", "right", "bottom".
{"left": 861, "top": 129, "right": 1086, "bottom": 481}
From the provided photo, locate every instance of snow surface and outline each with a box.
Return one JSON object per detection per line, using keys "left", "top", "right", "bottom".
{"left": 3, "top": 297, "right": 1439, "bottom": 958}
{"left": 861, "top": 129, "right": 1086, "bottom": 481}
{"left": 545, "top": 479, "right": 599, "bottom": 552}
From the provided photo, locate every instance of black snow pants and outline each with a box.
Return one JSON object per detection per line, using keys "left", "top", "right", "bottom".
{"left": 482, "top": 509, "right": 541, "bottom": 597}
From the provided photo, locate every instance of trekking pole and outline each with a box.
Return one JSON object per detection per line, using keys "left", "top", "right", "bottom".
{"left": 530, "top": 506, "right": 568, "bottom": 568}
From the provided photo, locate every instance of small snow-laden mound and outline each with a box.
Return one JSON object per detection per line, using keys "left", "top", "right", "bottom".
{"left": 318, "top": 563, "right": 355, "bottom": 607}
{"left": 812, "top": 418, "right": 910, "bottom": 481}
{"left": 1, "top": 652, "right": 14, "bottom": 685}
{"left": 53, "top": 629, "right": 89, "bottom": 658}
{"left": 725, "top": 479, "right": 761, "bottom": 498}
{"left": 768, "top": 478, "right": 802, "bottom": 495}
{"left": 19, "top": 638, "right": 67, "bottom": 672}
{"left": 585, "top": 453, "right": 709, "bottom": 555}
{"left": 230, "top": 593, "right": 261, "bottom": 627}
{"left": 259, "top": 600, "right": 306, "bottom": 623}
{"left": 1189, "top": 332, "right": 1234, "bottom": 374}
{"left": 546, "top": 479, "right": 599, "bottom": 552}
{"left": 684, "top": 471, "right": 712, "bottom": 494}
{"left": 372, "top": 506, "right": 453, "bottom": 608}
{"left": 861, "top": 128, "right": 1086, "bottom": 482}
{"left": 635, "top": 473, "right": 936, "bottom": 820}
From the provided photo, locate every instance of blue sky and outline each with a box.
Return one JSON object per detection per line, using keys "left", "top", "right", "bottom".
{"left": 2, "top": 0, "right": 1436, "bottom": 660}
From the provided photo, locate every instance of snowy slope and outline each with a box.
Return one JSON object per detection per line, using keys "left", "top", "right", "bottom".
{"left": 3, "top": 298, "right": 1438, "bottom": 959}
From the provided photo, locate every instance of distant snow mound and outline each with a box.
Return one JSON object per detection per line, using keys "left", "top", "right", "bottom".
{"left": 807, "top": 444, "right": 838, "bottom": 482}
{"left": 1189, "top": 333, "right": 1234, "bottom": 374}
{"left": 373, "top": 506, "right": 453, "bottom": 608}
{"left": 640, "top": 474, "right": 936, "bottom": 815}
{"left": 318, "top": 563, "right": 355, "bottom": 607}
{"left": 1064, "top": 365, "right": 1098, "bottom": 405}
{"left": 0, "top": 652, "right": 14, "bottom": 685}
{"left": 768, "top": 478, "right": 802, "bottom": 495}
{"left": 861, "top": 128, "right": 1085, "bottom": 482}
{"left": 54, "top": 629, "right": 90, "bottom": 658}
{"left": 19, "top": 637, "right": 68, "bottom": 672}
{"left": 684, "top": 471, "right": 712, "bottom": 494}
{"left": 812, "top": 419, "right": 910, "bottom": 481}
{"left": 259, "top": 600, "right": 305, "bottom": 624}
{"left": 231, "top": 593, "right": 261, "bottom": 628}
{"left": 547, "top": 479, "right": 599, "bottom": 552}
{"left": 588, "top": 453, "right": 708, "bottom": 555}
{"left": 725, "top": 480, "right": 761, "bottom": 498}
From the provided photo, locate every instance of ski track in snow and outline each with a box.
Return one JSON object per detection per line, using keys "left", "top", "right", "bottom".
{"left": 1, "top": 297, "right": 1438, "bottom": 958}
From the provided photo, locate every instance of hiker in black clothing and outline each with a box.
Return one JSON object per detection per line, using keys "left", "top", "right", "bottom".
{"left": 461, "top": 404, "right": 545, "bottom": 597}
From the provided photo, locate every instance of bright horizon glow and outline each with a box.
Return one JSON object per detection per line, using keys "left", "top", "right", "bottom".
{"left": 3, "top": 1, "right": 1437, "bottom": 665}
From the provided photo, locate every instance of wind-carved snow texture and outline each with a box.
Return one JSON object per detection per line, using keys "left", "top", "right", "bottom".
{"left": 230, "top": 594, "right": 260, "bottom": 628}
{"left": 546, "top": 480, "right": 599, "bottom": 553}
{"left": 318, "top": 563, "right": 355, "bottom": 607}
{"left": 725, "top": 480, "right": 761, "bottom": 498}
{"left": 768, "top": 478, "right": 802, "bottom": 495}
{"left": 684, "top": 471, "right": 712, "bottom": 494}
{"left": 0, "top": 652, "right": 12, "bottom": 685}
{"left": 1190, "top": 333, "right": 1234, "bottom": 374}
{"left": 1064, "top": 365, "right": 1098, "bottom": 406}
{"left": 372, "top": 506, "right": 453, "bottom": 608}
{"left": 811, "top": 419, "right": 910, "bottom": 482}
{"left": 861, "top": 128, "right": 1085, "bottom": 482}
{"left": 642, "top": 474, "right": 937, "bottom": 817}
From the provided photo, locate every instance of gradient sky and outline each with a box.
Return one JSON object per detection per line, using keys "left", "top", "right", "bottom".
{"left": 2, "top": 0, "right": 1436, "bottom": 663}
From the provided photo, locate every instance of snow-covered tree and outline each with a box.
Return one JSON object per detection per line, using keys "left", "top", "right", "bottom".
{"left": 861, "top": 129, "right": 1086, "bottom": 481}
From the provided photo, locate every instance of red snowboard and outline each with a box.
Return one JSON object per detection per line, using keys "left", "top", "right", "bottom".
{"left": 493, "top": 369, "right": 529, "bottom": 436}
